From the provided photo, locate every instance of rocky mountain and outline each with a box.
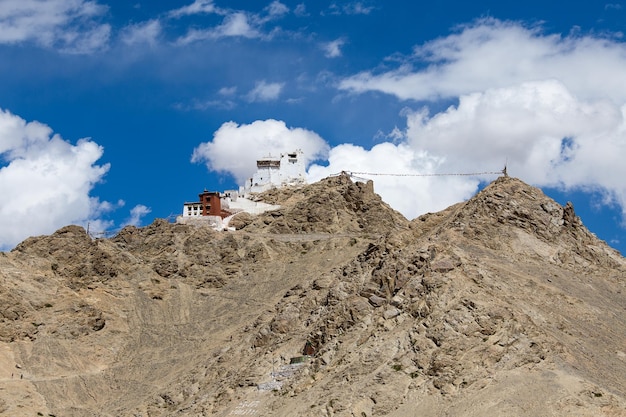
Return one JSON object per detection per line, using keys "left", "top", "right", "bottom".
{"left": 0, "top": 173, "right": 625, "bottom": 416}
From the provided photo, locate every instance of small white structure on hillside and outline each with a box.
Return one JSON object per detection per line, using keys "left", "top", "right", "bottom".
{"left": 242, "top": 149, "right": 306, "bottom": 195}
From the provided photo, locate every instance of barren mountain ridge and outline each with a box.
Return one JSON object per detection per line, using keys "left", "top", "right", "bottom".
{"left": 0, "top": 174, "right": 625, "bottom": 416}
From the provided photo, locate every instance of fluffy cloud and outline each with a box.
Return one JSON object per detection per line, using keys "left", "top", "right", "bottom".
{"left": 212, "top": 12, "right": 260, "bottom": 38}
{"left": 173, "top": 1, "right": 291, "bottom": 44}
{"left": 322, "top": 38, "right": 346, "bottom": 58}
{"left": 120, "top": 19, "right": 161, "bottom": 46}
{"left": 176, "top": 12, "right": 261, "bottom": 43}
{"left": 246, "top": 81, "right": 285, "bottom": 102}
{"left": 124, "top": 204, "right": 152, "bottom": 227}
{"left": 339, "top": 18, "right": 626, "bottom": 102}
{"left": 404, "top": 80, "right": 625, "bottom": 182}
{"left": 192, "top": 119, "right": 329, "bottom": 184}
{"left": 0, "top": 109, "right": 110, "bottom": 249}
{"left": 265, "top": 1, "right": 289, "bottom": 17}
{"left": 334, "top": 19, "right": 626, "bottom": 221}
{"left": 0, "top": 0, "right": 110, "bottom": 53}
{"left": 168, "top": 0, "right": 220, "bottom": 18}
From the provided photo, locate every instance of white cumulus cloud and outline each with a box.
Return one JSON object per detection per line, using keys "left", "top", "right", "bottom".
{"left": 333, "top": 18, "right": 626, "bottom": 222}
{"left": 339, "top": 18, "right": 626, "bottom": 102}
{"left": 0, "top": 0, "right": 110, "bottom": 53}
{"left": 192, "top": 119, "right": 330, "bottom": 184}
{"left": 404, "top": 80, "right": 625, "bottom": 185}
{"left": 0, "top": 109, "right": 110, "bottom": 249}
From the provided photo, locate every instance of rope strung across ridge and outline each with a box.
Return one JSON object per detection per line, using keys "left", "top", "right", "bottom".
{"left": 341, "top": 166, "right": 507, "bottom": 178}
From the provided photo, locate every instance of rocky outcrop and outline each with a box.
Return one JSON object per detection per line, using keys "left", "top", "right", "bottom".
{"left": 243, "top": 173, "right": 409, "bottom": 234}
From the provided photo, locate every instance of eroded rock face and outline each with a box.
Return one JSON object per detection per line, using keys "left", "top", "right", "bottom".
{"left": 14, "top": 225, "right": 122, "bottom": 288}
{"left": 0, "top": 176, "right": 625, "bottom": 417}
{"left": 243, "top": 174, "right": 408, "bottom": 235}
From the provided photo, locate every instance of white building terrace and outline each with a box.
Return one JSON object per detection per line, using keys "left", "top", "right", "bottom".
{"left": 177, "top": 149, "right": 306, "bottom": 230}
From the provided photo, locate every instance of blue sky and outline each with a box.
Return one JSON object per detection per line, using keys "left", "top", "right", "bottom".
{"left": 1, "top": 1, "right": 626, "bottom": 254}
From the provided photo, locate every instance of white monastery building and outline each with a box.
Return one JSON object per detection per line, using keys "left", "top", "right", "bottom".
{"left": 242, "top": 149, "right": 306, "bottom": 194}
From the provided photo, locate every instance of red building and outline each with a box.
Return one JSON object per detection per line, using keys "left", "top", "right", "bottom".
{"left": 182, "top": 190, "right": 230, "bottom": 219}
{"left": 199, "top": 190, "right": 222, "bottom": 216}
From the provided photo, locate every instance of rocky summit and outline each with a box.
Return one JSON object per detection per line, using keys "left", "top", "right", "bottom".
{"left": 0, "top": 174, "right": 625, "bottom": 417}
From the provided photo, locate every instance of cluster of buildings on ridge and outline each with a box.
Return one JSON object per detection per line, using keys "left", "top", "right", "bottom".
{"left": 176, "top": 150, "right": 306, "bottom": 229}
